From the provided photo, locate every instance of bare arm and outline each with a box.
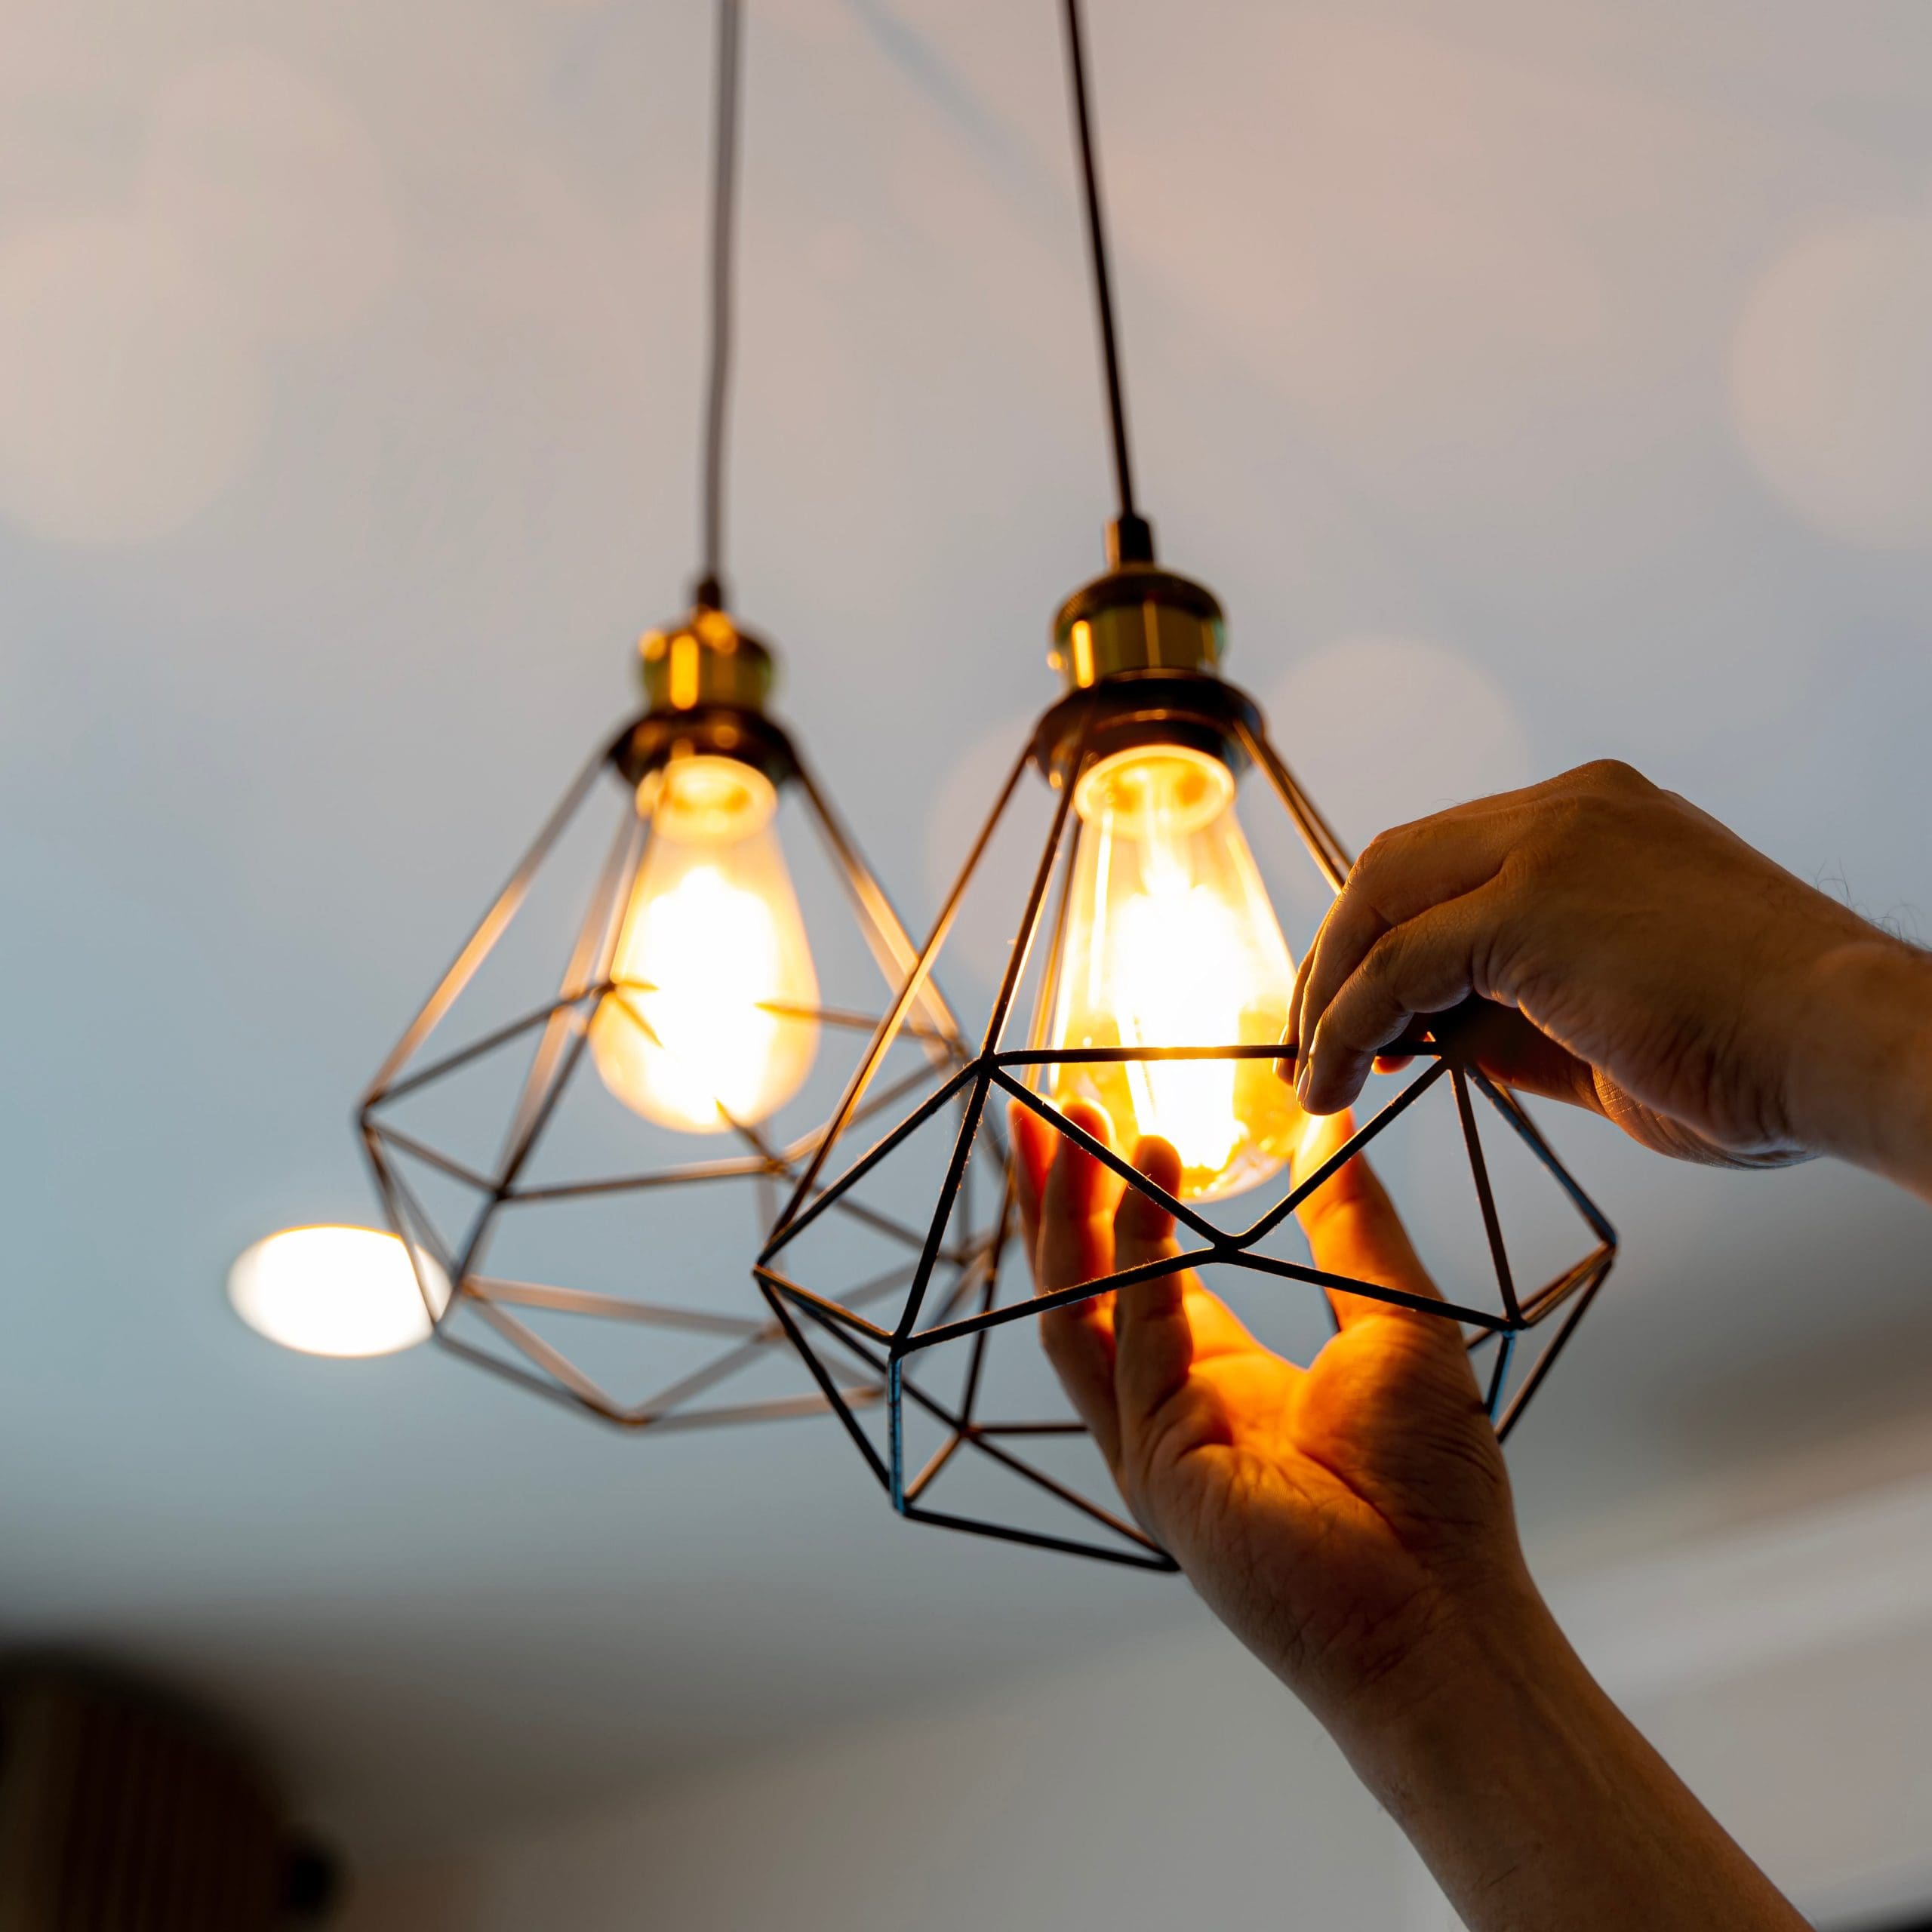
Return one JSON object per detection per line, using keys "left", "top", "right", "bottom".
{"left": 1340, "top": 1585, "right": 1807, "bottom": 1931}
{"left": 1285, "top": 759, "right": 1932, "bottom": 1201}
{"left": 1011, "top": 1102, "right": 1809, "bottom": 1932}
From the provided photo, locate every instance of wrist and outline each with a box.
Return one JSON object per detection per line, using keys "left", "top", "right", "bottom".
{"left": 1312, "top": 1580, "right": 1591, "bottom": 1907}
{"left": 1301, "top": 1563, "right": 1562, "bottom": 1769}
{"left": 1784, "top": 935, "right": 1932, "bottom": 1193}
{"left": 1323, "top": 1581, "right": 1651, "bottom": 1915}
{"left": 1314, "top": 1575, "right": 1815, "bottom": 1932}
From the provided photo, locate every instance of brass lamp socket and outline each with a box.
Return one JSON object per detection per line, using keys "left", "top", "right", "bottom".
{"left": 1037, "top": 564, "right": 1245, "bottom": 788}
{"left": 639, "top": 606, "right": 777, "bottom": 713}
{"left": 612, "top": 606, "right": 796, "bottom": 793}
{"left": 1049, "top": 565, "right": 1226, "bottom": 691}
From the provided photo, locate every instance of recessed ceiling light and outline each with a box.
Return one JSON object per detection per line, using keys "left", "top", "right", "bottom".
{"left": 228, "top": 1226, "right": 446, "bottom": 1359}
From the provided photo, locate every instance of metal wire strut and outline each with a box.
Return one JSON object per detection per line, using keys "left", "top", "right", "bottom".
{"left": 695, "top": 0, "right": 743, "bottom": 611}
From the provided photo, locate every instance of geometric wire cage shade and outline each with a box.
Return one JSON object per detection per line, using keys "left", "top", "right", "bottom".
{"left": 358, "top": 691, "right": 998, "bottom": 1434}
{"left": 757, "top": 654, "right": 1618, "bottom": 1570}
{"left": 352, "top": 0, "right": 1020, "bottom": 1436}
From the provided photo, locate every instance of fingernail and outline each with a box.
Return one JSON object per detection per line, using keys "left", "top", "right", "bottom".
{"left": 1294, "top": 1060, "right": 1312, "bottom": 1105}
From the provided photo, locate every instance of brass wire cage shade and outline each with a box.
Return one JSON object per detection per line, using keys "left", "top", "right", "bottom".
{"left": 352, "top": 0, "right": 1015, "bottom": 1431}
{"left": 357, "top": 626, "right": 1002, "bottom": 1431}
{"left": 755, "top": 574, "right": 1618, "bottom": 1570}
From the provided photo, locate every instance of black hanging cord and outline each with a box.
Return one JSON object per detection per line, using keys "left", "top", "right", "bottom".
{"left": 1060, "top": 0, "right": 1153, "bottom": 565}
{"left": 694, "top": 0, "right": 743, "bottom": 611}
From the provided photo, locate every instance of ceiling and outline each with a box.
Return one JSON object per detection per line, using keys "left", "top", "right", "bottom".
{"left": 4, "top": 0, "right": 1932, "bottom": 1865}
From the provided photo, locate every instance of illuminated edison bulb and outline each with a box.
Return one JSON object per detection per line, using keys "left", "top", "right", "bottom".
{"left": 589, "top": 755, "right": 819, "bottom": 1132}
{"left": 1046, "top": 744, "right": 1302, "bottom": 1200}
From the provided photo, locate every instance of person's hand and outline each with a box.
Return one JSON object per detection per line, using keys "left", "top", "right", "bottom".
{"left": 1008, "top": 1098, "right": 1537, "bottom": 1727}
{"left": 1011, "top": 1098, "right": 1819, "bottom": 1932}
{"left": 1284, "top": 759, "right": 1912, "bottom": 1170}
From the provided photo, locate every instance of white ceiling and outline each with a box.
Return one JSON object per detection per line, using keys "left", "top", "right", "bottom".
{"left": 5, "top": 0, "right": 1932, "bottom": 1866}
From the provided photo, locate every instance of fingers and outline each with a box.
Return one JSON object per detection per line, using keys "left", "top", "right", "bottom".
{"left": 1283, "top": 995, "right": 1606, "bottom": 1118}
{"left": 1291, "top": 1112, "right": 1438, "bottom": 1331}
{"left": 1299, "top": 884, "right": 1517, "bottom": 1114}
{"left": 1011, "top": 1099, "right": 1122, "bottom": 1467}
{"left": 1038, "top": 1099, "right": 1124, "bottom": 1294}
{"left": 1112, "top": 1134, "right": 1181, "bottom": 1272}
{"left": 1038, "top": 1295, "right": 1120, "bottom": 1469}
{"left": 1108, "top": 1137, "right": 1195, "bottom": 1432}
{"left": 1287, "top": 807, "right": 1517, "bottom": 1075}
{"left": 1441, "top": 1003, "right": 1604, "bottom": 1115}
{"left": 1014, "top": 1103, "right": 1280, "bottom": 1481}
{"left": 1009, "top": 1100, "right": 1051, "bottom": 1270}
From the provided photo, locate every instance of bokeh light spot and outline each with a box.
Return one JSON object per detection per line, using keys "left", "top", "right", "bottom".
{"left": 0, "top": 217, "right": 266, "bottom": 544}
{"left": 1730, "top": 214, "right": 1932, "bottom": 551}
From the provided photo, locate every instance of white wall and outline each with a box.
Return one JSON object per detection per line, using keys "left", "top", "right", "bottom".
{"left": 343, "top": 1477, "right": 1932, "bottom": 1932}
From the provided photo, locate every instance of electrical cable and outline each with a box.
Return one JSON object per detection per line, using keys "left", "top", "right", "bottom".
{"left": 1060, "top": 0, "right": 1153, "bottom": 564}
{"left": 695, "top": 0, "right": 743, "bottom": 610}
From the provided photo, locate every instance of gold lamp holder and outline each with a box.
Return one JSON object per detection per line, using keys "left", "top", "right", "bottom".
{"left": 640, "top": 605, "right": 777, "bottom": 715}
{"left": 1049, "top": 563, "right": 1226, "bottom": 691}
{"left": 620, "top": 605, "right": 794, "bottom": 793}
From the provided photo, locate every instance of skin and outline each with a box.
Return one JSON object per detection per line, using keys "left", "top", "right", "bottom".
{"left": 1286, "top": 759, "right": 1932, "bottom": 1198}
{"left": 1010, "top": 761, "right": 1932, "bottom": 1928}
{"left": 1011, "top": 1101, "right": 1522, "bottom": 1727}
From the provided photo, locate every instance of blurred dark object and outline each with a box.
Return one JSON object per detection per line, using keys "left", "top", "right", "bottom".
{"left": 280, "top": 1844, "right": 341, "bottom": 1922}
{"left": 0, "top": 1663, "right": 337, "bottom": 1929}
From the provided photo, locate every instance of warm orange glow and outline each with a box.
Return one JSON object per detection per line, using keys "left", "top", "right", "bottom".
{"left": 668, "top": 632, "right": 701, "bottom": 710}
{"left": 589, "top": 756, "right": 819, "bottom": 1132}
{"left": 1045, "top": 744, "right": 1302, "bottom": 1200}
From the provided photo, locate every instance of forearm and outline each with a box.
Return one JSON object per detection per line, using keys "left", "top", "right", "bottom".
{"left": 1789, "top": 937, "right": 1932, "bottom": 1201}
{"left": 1324, "top": 1591, "right": 1808, "bottom": 1932}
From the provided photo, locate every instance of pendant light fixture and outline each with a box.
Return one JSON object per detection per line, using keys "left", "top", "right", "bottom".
{"left": 755, "top": 0, "right": 1617, "bottom": 1567}
{"left": 355, "top": 0, "right": 995, "bottom": 1430}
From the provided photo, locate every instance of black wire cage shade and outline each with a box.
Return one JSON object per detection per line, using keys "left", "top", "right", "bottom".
{"left": 754, "top": 587, "right": 1618, "bottom": 1569}
{"left": 358, "top": 622, "right": 1003, "bottom": 1430}
{"left": 750, "top": 0, "right": 1614, "bottom": 1570}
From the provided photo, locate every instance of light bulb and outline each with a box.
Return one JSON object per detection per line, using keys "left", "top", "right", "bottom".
{"left": 589, "top": 755, "right": 819, "bottom": 1132}
{"left": 228, "top": 1226, "right": 448, "bottom": 1358}
{"left": 1044, "top": 744, "right": 1302, "bottom": 1201}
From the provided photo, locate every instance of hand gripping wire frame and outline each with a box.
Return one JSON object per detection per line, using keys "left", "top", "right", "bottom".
{"left": 754, "top": 672, "right": 1617, "bottom": 1571}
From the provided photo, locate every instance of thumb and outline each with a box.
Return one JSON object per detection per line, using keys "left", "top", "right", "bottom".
{"left": 1291, "top": 1112, "right": 1439, "bottom": 1332}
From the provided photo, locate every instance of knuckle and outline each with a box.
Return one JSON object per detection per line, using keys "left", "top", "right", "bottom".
{"left": 1530, "top": 783, "right": 1626, "bottom": 862}
{"left": 1573, "top": 756, "right": 1651, "bottom": 798}
{"left": 1297, "top": 1186, "right": 1351, "bottom": 1250}
{"left": 1317, "top": 949, "right": 1406, "bottom": 1057}
{"left": 1355, "top": 826, "right": 1401, "bottom": 870}
{"left": 1038, "top": 1301, "right": 1096, "bottom": 1356}
{"left": 1495, "top": 838, "right": 1541, "bottom": 889}
{"left": 1348, "top": 826, "right": 1411, "bottom": 900}
{"left": 1357, "top": 925, "right": 1412, "bottom": 1001}
{"left": 1529, "top": 760, "right": 1652, "bottom": 851}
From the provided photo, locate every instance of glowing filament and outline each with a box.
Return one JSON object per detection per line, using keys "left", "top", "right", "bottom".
{"left": 590, "top": 757, "right": 819, "bottom": 1132}
{"left": 1045, "top": 744, "right": 1302, "bottom": 1200}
